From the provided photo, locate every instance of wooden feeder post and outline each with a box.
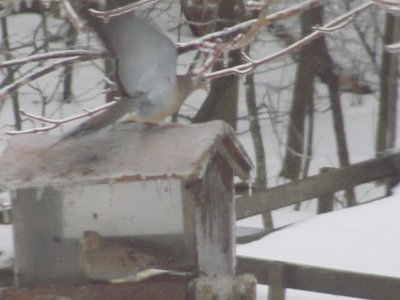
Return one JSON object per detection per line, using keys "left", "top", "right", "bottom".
{"left": 0, "top": 120, "right": 256, "bottom": 299}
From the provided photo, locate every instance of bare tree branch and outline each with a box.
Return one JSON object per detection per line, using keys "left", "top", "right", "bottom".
{"left": 245, "top": 1, "right": 267, "bottom": 9}
{"left": 374, "top": 0, "right": 400, "bottom": 14}
{"left": 59, "top": 0, "right": 90, "bottom": 32}
{"left": 6, "top": 101, "right": 117, "bottom": 135}
{"left": 0, "top": 56, "right": 95, "bottom": 105}
{"left": 203, "top": 1, "right": 376, "bottom": 80}
{"left": 0, "top": 50, "right": 105, "bottom": 69}
{"left": 89, "top": 0, "right": 157, "bottom": 22}
{"left": 177, "top": 0, "right": 331, "bottom": 53}
{"left": 374, "top": 0, "right": 400, "bottom": 6}
{"left": 231, "top": 0, "right": 273, "bottom": 50}
{"left": 312, "top": 15, "right": 355, "bottom": 33}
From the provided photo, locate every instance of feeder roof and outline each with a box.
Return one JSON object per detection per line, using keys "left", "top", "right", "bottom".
{"left": 0, "top": 120, "right": 252, "bottom": 188}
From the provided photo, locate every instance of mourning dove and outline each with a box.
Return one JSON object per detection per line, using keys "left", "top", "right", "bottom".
{"left": 80, "top": 230, "right": 166, "bottom": 282}
{"left": 62, "top": 4, "right": 203, "bottom": 139}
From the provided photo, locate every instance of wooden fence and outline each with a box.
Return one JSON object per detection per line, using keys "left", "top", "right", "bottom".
{"left": 237, "top": 257, "right": 400, "bottom": 300}
{"left": 236, "top": 151, "right": 400, "bottom": 219}
{"left": 235, "top": 152, "right": 400, "bottom": 299}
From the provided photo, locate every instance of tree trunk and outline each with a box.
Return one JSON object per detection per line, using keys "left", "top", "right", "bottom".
{"left": 181, "top": 0, "right": 220, "bottom": 37}
{"left": 281, "top": 5, "right": 356, "bottom": 206}
{"left": 63, "top": 23, "right": 77, "bottom": 103}
{"left": 280, "top": 9, "right": 316, "bottom": 180}
{"left": 1, "top": 17, "right": 21, "bottom": 130}
{"left": 376, "top": 14, "right": 400, "bottom": 155}
{"left": 192, "top": 0, "right": 245, "bottom": 129}
{"left": 245, "top": 72, "right": 267, "bottom": 191}
{"left": 311, "top": 6, "right": 356, "bottom": 206}
{"left": 244, "top": 47, "right": 272, "bottom": 230}
{"left": 193, "top": 50, "right": 241, "bottom": 129}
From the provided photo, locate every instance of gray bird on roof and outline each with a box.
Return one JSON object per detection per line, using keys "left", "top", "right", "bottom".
{"left": 62, "top": 5, "right": 202, "bottom": 139}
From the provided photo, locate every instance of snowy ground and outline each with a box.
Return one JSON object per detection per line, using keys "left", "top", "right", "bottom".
{"left": 239, "top": 194, "right": 400, "bottom": 277}
{"left": 238, "top": 191, "right": 400, "bottom": 299}
{"left": 0, "top": 225, "right": 13, "bottom": 270}
{"left": 1, "top": 5, "right": 399, "bottom": 300}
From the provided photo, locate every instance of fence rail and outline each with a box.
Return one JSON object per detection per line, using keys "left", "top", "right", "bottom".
{"left": 236, "top": 153, "right": 400, "bottom": 299}
{"left": 237, "top": 256, "right": 400, "bottom": 300}
{"left": 236, "top": 152, "right": 400, "bottom": 219}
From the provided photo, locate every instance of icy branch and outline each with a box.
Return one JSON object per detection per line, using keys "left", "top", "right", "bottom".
{"left": 230, "top": 0, "right": 274, "bottom": 50}
{"left": 374, "top": 0, "right": 400, "bottom": 14}
{"left": 59, "top": 0, "right": 89, "bottom": 32}
{"left": 245, "top": 1, "right": 267, "bottom": 9}
{"left": 386, "top": 42, "right": 400, "bottom": 53}
{"left": 312, "top": 15, "right": 354, "bottom": 33}
{"left": 6, "top": 101, "right": 117, "bottom": 135}
{"left": 89, "top": 0, "right": 157, "bottom": 22}
{"left": 190, "top": 0, "right": 273, "bottom": 77}
{"left": 203, "top": 1, "right": 376, "bottom": 80}
{"left": 177, "top": 0, "right": 331, "bottom": 54}
{"left": 0, "top": 50, "right": 105, "bottom": 69}
{"left": 374, "top": 0, "right": 400, "bottom": 6}
{"left": 0, "top": 56, "right": 94, "bottom": 106}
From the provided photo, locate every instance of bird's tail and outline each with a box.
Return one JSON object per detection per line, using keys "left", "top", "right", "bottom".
{"left": 60, "top": 98, "right": 134, "bottom": 140}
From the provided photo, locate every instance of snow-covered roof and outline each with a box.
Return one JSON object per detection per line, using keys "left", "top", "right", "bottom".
{"left": 0, "top": 120, "right": 252, "bottom": 188}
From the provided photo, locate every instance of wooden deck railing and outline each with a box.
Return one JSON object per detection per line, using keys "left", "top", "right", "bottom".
{"left": 237, "top": 256, "right": 400, "bottom": 300}
{"left": 236, "top": 152, "right": 400, "bottom": 219}
{"left": 235, "top": 152, "right": 400, "bottom": 299}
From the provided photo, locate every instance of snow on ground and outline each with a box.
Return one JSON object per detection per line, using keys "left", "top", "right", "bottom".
{"left": 236, "top": 191, "right": 400, "bottom": 299}
{"left": 238, "top": 192, "right": 400, "bottom": 277}
{"left": 0, "top": 225, "right": 13, "bottom": 269}
{"left": 257, "top": 284, "right": 364, "bottom": 300}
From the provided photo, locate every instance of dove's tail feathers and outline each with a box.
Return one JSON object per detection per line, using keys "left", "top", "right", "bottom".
{"left": 60, "top": 98, "right": 134, "bottom": 140}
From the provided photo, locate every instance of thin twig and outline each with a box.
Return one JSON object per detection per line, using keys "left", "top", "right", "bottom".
{"left": 312, "top": 15, "right": 354, "bottom": 33}
{"left": 191, "top": 0, "right": 273, "bottom": 76}
{"left": 59, "top": 0, "right": 89, "bottom": 32}
{"left": 89, "top": 0, "right": 157, "bottom": 22}
{"left": 245, "top": 1, "right": 267, "bottom": 9}
{"left": 177, "top": 0, "right": 331, "bottom": 53}
{"left": 0, "top": 50, "right": 105, "bottom": 69}
{"left": 0, "top": 56, "right": 95, "bottom": 105}
{"left": 6, "top": 101, "right": 117, "bottom": 135}
{"left": 231, "top": 0, "right": 274, "bottom": 50}
{"left": 374, "top": 0, "right": 400, "bottom": 14}
{"left": 203, "top": 1, "right": 376, "bottom": 80}
{"left": 374, "top": 0, "right": 400, "bottom": 6}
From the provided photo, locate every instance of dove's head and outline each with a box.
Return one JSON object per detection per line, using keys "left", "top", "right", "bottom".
{"left": 81, "top": 230, "right": 104, "bottom": 251}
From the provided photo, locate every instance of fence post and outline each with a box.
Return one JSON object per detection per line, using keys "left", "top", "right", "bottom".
{"left": 317, "top": 167, "right": 336, "bottom": 214}
{"left": 268, "top": 262, "right": 285, "bottom": 300}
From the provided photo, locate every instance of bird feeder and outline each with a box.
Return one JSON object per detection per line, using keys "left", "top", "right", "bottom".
{"left": 0, "top": 120, "right": 256, "bottom": 299}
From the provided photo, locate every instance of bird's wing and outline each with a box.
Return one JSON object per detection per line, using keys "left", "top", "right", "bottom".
{"left": 110, "top": 269, "right": 192, "bottom": 284}
{"left": 91, "top": 12, "right": 177, "bottom": 102}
